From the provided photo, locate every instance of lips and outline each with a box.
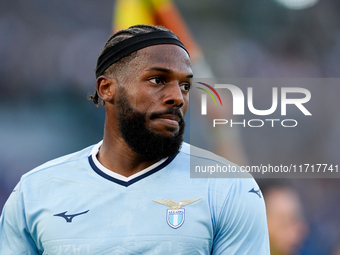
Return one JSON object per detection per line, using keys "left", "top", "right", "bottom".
{"left": 153, "top": 114, "right": 180, "bottom": 127}
{"left": 149, "top": 109, "right": 184, "bottom": 131}
{"left": 157, "top": 114, "right": 181, "bottom": 123}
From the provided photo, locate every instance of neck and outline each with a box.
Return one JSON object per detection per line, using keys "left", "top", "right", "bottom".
{"left": 97, "top": 119, "right": 159, "bottom": 178}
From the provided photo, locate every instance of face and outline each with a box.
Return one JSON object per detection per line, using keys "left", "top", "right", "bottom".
{"left": 266, "top": 188, "right": 308, "bottom": 255}
{"left": 114, "top": 44, "right": 192, "bottom": 159}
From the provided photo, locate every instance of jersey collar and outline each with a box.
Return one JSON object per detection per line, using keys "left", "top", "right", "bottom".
{"left": 88, "top": 141, "right": 176, "bottom": 187}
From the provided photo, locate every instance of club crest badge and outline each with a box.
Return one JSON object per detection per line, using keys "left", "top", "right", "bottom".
{"left": 167, "top": 209, "right": 185, "bottom": 229}
{"left": 153, "top": 198, "right": 201, "bottom": 229}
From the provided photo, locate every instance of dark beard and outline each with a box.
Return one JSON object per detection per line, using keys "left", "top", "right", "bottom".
{"left": 116, "top": 89, "right": 185, "bottom": 161}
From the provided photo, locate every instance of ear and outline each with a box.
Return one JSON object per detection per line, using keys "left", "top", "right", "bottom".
{"left": 96, "top": 75, "right": 116, "bottom": 103}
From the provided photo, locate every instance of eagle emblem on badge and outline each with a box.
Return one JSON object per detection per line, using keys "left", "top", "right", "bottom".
{"left": 153, "top": 198, "right": 201, "bottom": 229}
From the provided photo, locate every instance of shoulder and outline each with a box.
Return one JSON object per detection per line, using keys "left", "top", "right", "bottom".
{"left": 178, "top": 143, "right": 269, "bottom": 253}
{"left": 177, "top": 142, "right": 260, "bottom": 204}
{"left": 20, "top": 143, "right": 96, "bottom": 183}
{"left": 179, "top": 142, "right": 252, "bottom": 178}
{"left": 179, "top": 143, "right": 265, "bottom": 221}
{"left": 179, "top": 142, "right": 235, "bottom": 164}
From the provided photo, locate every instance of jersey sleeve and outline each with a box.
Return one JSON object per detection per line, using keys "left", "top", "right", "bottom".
{"left": 212, "top": 177, "right": 270, "bottom": 254}
{"left": 0, "top": 181, "right": 39, "bottom": 255}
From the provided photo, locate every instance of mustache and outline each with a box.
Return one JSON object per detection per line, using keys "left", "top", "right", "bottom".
{"left": 150, "top": 108, "right": 184, "bottom": 124}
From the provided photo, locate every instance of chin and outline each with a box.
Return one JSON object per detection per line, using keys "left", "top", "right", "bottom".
{"left": 147, "top": 126, "right": 180, "bottom": 138}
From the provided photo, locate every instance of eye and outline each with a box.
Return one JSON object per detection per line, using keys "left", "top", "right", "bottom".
{"left": 149, "top": 77, "right": 165, "bottom": 85}
{"left": 180, "top": 83, "right": 191, "bottom": 92}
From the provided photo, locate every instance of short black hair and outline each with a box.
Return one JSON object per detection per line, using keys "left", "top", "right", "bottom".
{"left": 89, "top": 24, "right": 175, "bottom": 106}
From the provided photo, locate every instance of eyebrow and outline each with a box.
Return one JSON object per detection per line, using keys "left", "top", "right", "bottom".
{"left": 147, "top": 67, "right": 193, "bottom": 78}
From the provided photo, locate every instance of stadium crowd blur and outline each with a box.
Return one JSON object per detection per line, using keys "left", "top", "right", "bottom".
{"left": 1, "top": 0, "right": 340, "bottom": 254}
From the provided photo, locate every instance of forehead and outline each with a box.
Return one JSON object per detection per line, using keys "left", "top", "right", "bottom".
{"left": 131, "top": 44, "right": 192, "bottom": 74}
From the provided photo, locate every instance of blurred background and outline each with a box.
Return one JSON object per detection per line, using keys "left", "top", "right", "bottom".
{"left": 1, "top": 0, "right": 340, "bottom": 254}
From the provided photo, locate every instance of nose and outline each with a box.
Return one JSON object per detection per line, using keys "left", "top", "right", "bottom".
{"left": 163, "top": 83, "right": 185, "bottom": 108}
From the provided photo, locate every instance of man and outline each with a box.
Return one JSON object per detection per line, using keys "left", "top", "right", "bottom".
{"left": 0, "top": 25, "right": 269, "bottom": 254}
{"left": 113, "top": 0, "right": 248, "bottom": 166}
{"left": 260, "top": 180, "right": 307, "bottom": 255}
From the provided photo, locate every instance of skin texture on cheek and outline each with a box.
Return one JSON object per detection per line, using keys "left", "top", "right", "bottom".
{"left": 117, "top": 83, "right": 155, "bottom": 116}
{"left": 116, "top": 56, "right": 156, "bottom": 110}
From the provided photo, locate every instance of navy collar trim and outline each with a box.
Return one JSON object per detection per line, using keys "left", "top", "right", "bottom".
{"left": 88, "top": 155, "right": 176, "bottom": 187}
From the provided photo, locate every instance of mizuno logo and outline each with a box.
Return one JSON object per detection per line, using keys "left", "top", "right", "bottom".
{"left": 53, "top": 210, "right": 89, "bottom": 223}
{"left": 248, "top": 188, "right": 262, "bottom": 198}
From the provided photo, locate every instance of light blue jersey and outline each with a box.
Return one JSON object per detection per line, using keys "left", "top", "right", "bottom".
{"left": 0, "top": 142, "right": 269, "bottom": 254}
